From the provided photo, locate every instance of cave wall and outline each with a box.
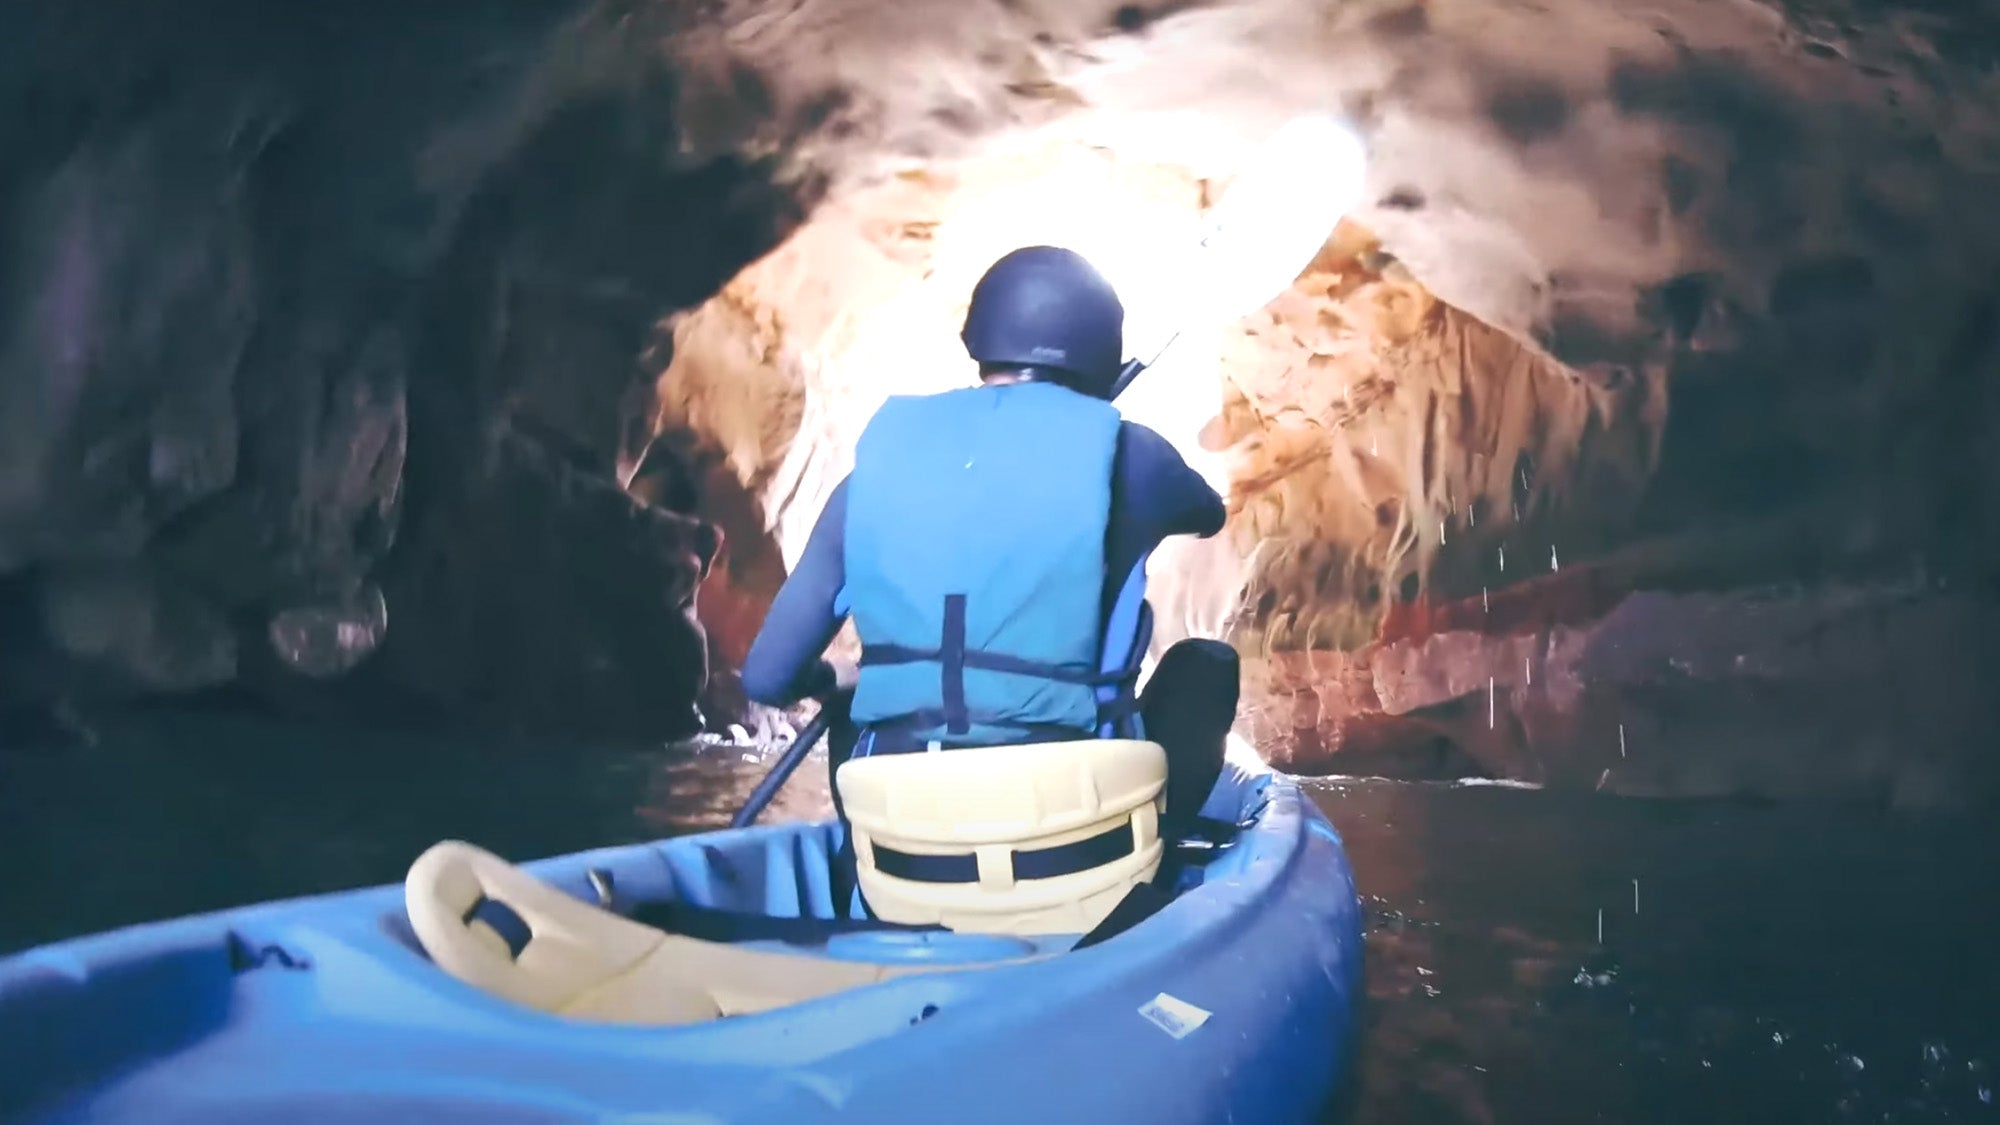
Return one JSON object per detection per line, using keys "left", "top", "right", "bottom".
{"left": 649, "top": 0, "right": 2000, "bottom": 597}
{"left": 4, "top": 0, "right": 1998, "bottom": 799}
{"left": 0, "top": 0, "right": 812, "bottom": 739}
{"left": 622, "top": 0, "right": 2000, "bottom": 802}
{"left": 1181, "top": 225, "right": 1668, "bottom": 655}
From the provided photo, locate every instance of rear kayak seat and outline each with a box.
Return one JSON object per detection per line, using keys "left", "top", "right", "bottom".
{"left": 836, "top": 738, "right": 1167, "bottom": 936}
{"left": 405, "top": 840, "right": 957, "bottom": 1025}
{"left": 404, "top": 740, "right": 1164, "bottom": 1022}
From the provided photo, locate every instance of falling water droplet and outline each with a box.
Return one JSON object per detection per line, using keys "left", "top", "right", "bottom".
{"left": 1482, "top": 586, "right": 1489, "bottom": 613}
{"left": 1525, "top": 656, "right": 1532, "bottom": 685}
{"left": 1596, "top": 908, "right": 1604, "bottom": 944}
{"left": 1439, "top": 519, "right": 1447, "bottom": 545}
{"left": 1487, "top": 676, "right": 1495, "bottom": 729}
{"left": 1632, "top": 878, "right": 1640, "bottom": 915}
{"left": 1468, "top": 502, "right": 1476, "bottom": 527}
{"left": 1498, "top": 545, "right": 1506, "bottom": 572}
{"left": 1550, "top": 544, "right": 1560, "bottom": 571}
{"left": 1619, "top": 723, "right": 1627, "bottom": 758}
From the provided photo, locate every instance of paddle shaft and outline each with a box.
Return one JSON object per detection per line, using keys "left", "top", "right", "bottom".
{"left": 1107, "top": 335, "right": 1178, "bottom": 402}
{"left": 729, "top": 702, "right": 836, "bottom": 829}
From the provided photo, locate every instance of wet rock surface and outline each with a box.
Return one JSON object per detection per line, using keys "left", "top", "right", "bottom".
{"left": 1247, "top": 570, "right": 2000, "bottom": 807}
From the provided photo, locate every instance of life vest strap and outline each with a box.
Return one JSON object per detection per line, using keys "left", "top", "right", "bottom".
{"left": 858, "top": 645, "right": 1111, "bottom": 685}
{"left": 860, "top": 590, "right": 1147, "bottom": 737}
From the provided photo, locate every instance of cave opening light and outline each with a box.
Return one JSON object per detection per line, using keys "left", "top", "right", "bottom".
{"left": 830, "top": 114, "right": 1366, "bottom": 497}
{"left": 945, "top": 115, "right": 1369, "bottom": 490}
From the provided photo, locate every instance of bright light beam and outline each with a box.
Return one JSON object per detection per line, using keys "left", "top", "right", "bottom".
{"left": 1111, "top": 114, "right": 1370, "bottom": 399}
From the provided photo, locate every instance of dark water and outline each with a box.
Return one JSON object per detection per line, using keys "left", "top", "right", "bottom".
{"left": 1324, "top": 778, "right": 2000, "bottom": 1124}
{"left": 3, "top": 711, "right": 1995, "bottom": 1124}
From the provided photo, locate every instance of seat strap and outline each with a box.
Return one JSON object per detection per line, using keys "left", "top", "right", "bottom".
{"left": 1071, "top": 880, "right": 1174, "bottom": 949}
{"left": 462, "top": 895, "right": 533, "bottom": 959}
{"left": 870, "top": 818, "right": 1139, "bottom": 885}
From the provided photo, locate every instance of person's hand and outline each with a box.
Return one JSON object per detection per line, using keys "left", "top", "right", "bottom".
{"left": 812, "top": 657, "right": 859, "bottom": 695}
{"left": 829, "top": 658, "right": 860, "bottom": 692}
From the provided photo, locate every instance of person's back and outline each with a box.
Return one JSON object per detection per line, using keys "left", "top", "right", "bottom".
{"left": 843, "top": 380, "right": 1124, "bottom": 746}
{"left": 740, "top": 244, "right": 1237, "bottom": 844}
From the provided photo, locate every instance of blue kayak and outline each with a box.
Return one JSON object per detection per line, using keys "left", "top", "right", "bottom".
{"left": 0, "top": 752, "right": 1363, "bottom": 1124}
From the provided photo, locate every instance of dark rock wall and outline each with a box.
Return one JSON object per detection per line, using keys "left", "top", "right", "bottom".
{"left": 0, "top": 0, "right": 809, "bottom": 739}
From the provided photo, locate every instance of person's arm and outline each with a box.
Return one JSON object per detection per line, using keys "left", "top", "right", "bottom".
{"left": 1100, "top": 423, "right": 1228, "bottom": 621}
{"left": 739, "top": 478, "right": 851, "bottom": 707}
{"left": 1121, "top": 422, "right": 1226, "bottom": 540}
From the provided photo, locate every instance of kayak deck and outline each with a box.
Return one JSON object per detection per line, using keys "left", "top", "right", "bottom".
{"left": 0, "top": 765, "right": 1365, "bottom": 1124}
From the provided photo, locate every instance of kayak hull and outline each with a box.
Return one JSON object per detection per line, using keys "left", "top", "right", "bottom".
{"left": 0, "top": 763, "right": 1364, "bottom": 1124}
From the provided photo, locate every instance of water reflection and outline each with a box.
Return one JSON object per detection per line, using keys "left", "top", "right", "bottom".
{"left": 2, "top": 711, "right": 1994, "bottom": 1123}
{"left": 1321, "top": 777, "right": 2000, "bottom": 1124}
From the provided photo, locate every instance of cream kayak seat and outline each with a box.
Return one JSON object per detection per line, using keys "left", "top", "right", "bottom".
{"left": 404, "top": 840, "right": 944, "bottom": 1025}
{"left": 836, "top": 737, "right": 1168, "bottom": 936}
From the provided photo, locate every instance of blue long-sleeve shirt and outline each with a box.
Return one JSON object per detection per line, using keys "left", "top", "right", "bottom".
{"left": 740, "top": 420, "right": 1226, "bottom": 707}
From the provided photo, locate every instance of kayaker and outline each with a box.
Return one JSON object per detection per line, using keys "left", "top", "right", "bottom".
{"left": 739, "top": 245, "right": 1236, "bottom": 842}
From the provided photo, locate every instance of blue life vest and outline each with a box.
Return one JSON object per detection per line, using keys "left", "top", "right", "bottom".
{"left": 842, "top": 381, "right": 1141, "bottom": 745}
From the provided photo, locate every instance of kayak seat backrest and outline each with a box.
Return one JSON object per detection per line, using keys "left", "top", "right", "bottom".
{"left": 835, "top": 738, "right": 1167, "bottom": 936}
{"left": 404, "top": 841, "right": 942, "bottom": 1024}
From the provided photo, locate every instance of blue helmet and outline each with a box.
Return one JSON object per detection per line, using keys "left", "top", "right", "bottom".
{"left": 960, "top": 246, "right": 1125, "bottom": 397}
